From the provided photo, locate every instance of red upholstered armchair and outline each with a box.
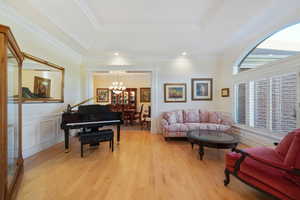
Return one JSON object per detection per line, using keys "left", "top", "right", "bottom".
{"left": 224, "top": 129, "right": 300, "bottom": 200}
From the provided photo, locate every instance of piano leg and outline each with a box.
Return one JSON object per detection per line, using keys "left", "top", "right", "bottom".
{"left": 64, "top": 128, "right": 70, "bottom": 153}
{"left": 117, "top": 125, "right": 120, "bottom": 144}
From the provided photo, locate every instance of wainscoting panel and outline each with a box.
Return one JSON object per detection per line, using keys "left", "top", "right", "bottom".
{"left": 23, "top": 113, "right": 64, "bottom": 158}
{"left": 23, "top": 122, "right": 36, "bottom": 150}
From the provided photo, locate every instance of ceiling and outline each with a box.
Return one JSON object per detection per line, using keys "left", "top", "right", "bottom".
{"left": 3, "top": 0, "right": 300, "bottom": 59}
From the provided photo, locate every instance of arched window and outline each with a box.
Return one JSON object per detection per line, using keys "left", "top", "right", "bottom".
{"left": 234, "top": 23, "right": 300, "bottom": 137}
{"left": 238, "top": 23, "right": 300, "bottom": 72}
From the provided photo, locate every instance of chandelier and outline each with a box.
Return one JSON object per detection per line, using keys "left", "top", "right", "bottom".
{"left": 109, "top": 71, "right": 126, "bottom": 94}
{"left": 109, "top": 81, "right": 126, "bottom": 94}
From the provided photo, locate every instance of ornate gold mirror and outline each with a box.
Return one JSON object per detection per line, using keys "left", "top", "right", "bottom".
{"left": 21, "top": 53, "right": 64, "bottom": 103}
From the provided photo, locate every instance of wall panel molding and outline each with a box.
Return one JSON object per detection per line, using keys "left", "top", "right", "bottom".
{"left": 22, "top": 112, "right": 64, "bottom": 158}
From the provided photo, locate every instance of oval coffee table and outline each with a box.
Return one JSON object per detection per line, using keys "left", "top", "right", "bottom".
{"left": 187, "top": 129, "right": 239, "bottom": 160}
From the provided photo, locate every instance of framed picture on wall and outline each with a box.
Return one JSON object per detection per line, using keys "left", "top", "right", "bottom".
{"left": 34, "top": 76, "right": 51, "bottom": 98}
{"left": 221, "top": 88, "right": 230, "bottom": 97}
{"left": 140, "top": 87, "right": 151, "bottom": 103}
{"left": 191, "top": 78, "right": 213, "bottom": 101}
{"left": 96, "top": 88, "right": 109, "bottom": 102}
{"left": 164, "top": 83, "right": 187, "bottom": 103}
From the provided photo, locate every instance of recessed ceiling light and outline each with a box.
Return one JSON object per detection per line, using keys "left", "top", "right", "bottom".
{"left": 114, "top": 52, "right": 119, "bottom": 56}
{"left": 182, "top": 52, "right": 187, "bottom": 56}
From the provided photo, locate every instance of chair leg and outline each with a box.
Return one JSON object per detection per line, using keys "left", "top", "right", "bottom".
{"left": 224, "top": 169, "right": 230, "bottom": 186}
{"left": 81, "top": 143, "right": 84, "bottom": 158}
{"left": 109, "top": 140, "right": 112, "bottom": 148}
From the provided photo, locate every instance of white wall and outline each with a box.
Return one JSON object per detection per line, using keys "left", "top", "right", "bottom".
{"left": 82, "top": 55, "right": 220, "bottom": 133}
{"left": 157, "top": 58, "right": 218, "bottom": 113}
{"left": 0, "top": 8, "right": 82, "bottom": 158}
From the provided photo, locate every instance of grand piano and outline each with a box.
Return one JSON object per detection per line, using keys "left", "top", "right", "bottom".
{"left": 61, "top": 103, "right": 123, "bottom": 152}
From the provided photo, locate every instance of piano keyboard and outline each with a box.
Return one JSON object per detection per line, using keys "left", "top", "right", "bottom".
{"left": 66, "top": 120, "right": 121, "bottom": 126}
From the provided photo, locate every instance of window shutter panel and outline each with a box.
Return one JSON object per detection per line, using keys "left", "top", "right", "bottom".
{"left": 271, "top": 76, "right": 281, "bottom": 131}
{"left": 237, "top": 83, "right": 246, "bottom": 124}
{"left": 235, "top": 73, "right": 297, "bottom": 136}
{"left": 254, "top": 79, "right": 269, "bottom": 129}
{"left": 272, "top": 74, "right": 297, "bottom": 133}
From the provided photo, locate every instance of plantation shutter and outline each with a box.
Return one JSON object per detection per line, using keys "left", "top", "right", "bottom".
{"left": 237, "top": 83, "right": 246, "bottom": 124}
{"left": 254, "top": 79, "right": 269, "bottom": 129}
{"left": 271, "top": 73, "right": 297, "bottom": 133}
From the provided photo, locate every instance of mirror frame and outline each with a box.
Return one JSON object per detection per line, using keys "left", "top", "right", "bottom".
{"left": 22, "top": 52, "right": 65, "bottom": 103}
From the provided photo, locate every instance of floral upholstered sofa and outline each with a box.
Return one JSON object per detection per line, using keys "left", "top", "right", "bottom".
{"left": 161, "top": 109, "right": 233, "bottom": 139}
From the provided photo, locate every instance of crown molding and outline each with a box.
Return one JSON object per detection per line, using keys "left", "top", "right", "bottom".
{"left": 0, "top": 2, "right": 83, "bottom": 64}
{"left": 73, "top": 0, "right": 102, "bottom": 30}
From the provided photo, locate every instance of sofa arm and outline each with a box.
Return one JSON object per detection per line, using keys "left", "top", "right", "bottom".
{"left": 220, "top": 113, "right": 234, "bottom": 126}
{"left": 160, "top": 118, "right": 169, "bottom": 132}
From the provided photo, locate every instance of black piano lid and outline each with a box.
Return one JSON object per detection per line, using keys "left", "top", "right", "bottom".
{"left": 78, "top": 104, "right": 111, "bottom": 113}
{"left": 61, "top": 104, "right": 123, "bottom": 128}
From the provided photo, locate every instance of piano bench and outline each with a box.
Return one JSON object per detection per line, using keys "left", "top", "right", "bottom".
{"left": 79, "top": 129, "right": 114, "bottom": 157}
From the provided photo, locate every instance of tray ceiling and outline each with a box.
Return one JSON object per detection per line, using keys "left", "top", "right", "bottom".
{"left": 3, "top": 0, "right": 300, "bottom": 59}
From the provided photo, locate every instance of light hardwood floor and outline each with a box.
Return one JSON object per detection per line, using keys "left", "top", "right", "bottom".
{"left": 16, "top": 129, "right": 274, "bottom": 200}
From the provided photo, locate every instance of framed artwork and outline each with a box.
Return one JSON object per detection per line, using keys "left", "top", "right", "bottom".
{"left": 34, "top": 76, "right": 51, "bottom": 98}
{"left": 96, "top": 88, "right": 109, "bottom": 102}
{"left": 164, "top": 83, "right": 187, "bottom": 103}
{"left": 221, "top": 88, "right": 230, "bottom": 97}
{"left": 191, "top": 78, "right": 213, "bottom": 101}
{"left": 140, "top": 87, "right": 151, "bottom": 103}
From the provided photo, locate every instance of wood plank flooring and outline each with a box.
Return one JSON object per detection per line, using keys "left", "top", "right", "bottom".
{"left": 16, "top": 129, "right": 274, "bottom": 200}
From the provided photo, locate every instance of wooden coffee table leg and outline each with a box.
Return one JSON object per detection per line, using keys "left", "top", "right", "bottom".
{"left": 191, "top": 142, "right": 194, "bottom": 149}
{"left": 199, "top": 145, "right": 204, "bottom": 160}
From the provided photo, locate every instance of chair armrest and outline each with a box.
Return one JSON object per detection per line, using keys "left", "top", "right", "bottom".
{"left": 293, "top": 169, "right": 300, "bottom": 176}
{"left": 232, "top": 149, "right": 291, "bottom": 174}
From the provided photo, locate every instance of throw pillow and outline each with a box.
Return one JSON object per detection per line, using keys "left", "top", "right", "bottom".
{"left": 183, "top": 109, "right": 200, "bottom": 123}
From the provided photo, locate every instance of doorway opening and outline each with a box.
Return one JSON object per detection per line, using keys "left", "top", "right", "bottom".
{"left": 92, "top": 70, "right": 152, "bottom": 130}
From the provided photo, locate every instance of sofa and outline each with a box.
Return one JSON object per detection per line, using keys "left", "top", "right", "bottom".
{"left": 224, "top": 129, "right": 300, "bottom": 200}
{"left": 160, "top": 109, "right": 233, "bottom": 138}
